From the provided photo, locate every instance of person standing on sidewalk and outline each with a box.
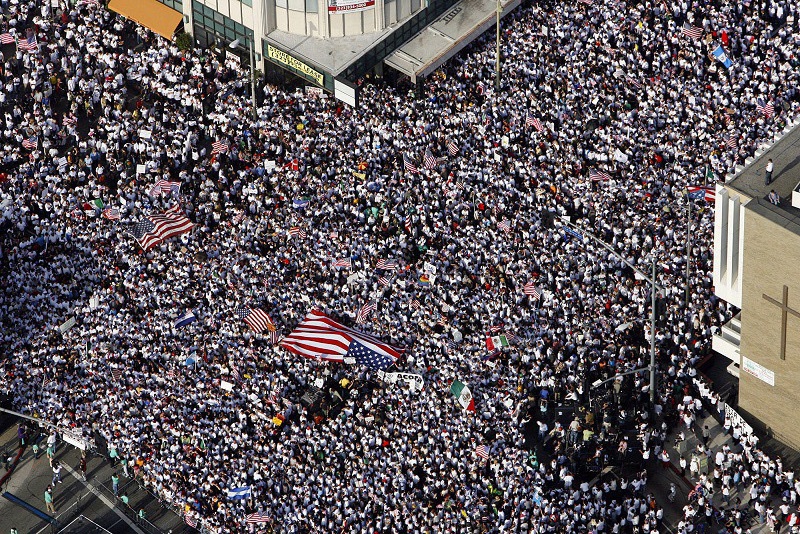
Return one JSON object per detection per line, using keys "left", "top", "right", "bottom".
{"left": 112, "top": 472, "right": 120, "bottom": 496}
{"left": 51, "top": 460, "right": 62, "bottom": 485}
{"left": 765, "top": 158, "right": 774, "bottom": 185}
{"left": 79, "top": 456, "right": 87, "bottom": 481}
{"left": 44, "top": 486, "right": 55, "bottom": 514}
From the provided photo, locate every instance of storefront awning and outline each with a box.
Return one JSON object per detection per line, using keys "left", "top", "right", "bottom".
{"left": 108, "top": 0, "right": 183, "bottom": 41}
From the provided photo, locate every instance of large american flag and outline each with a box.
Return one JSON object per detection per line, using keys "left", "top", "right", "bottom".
{"left": 246, "top": 512, "right": 271, "bottom": 524}
{"left": 725, "top": 134, "right": 738, "bottom": 150}
{"left": 756, "top": 99, "right": 774, "bottom": 118}
{"left": 424, "top": 150, "right": 437, "bottom": 170}
{"left": 476, "top": 445, "right": 490, "bottom": 459}
{"left": 376, "top": 259, "right": 398, "bottom": 271}
{"left": 148, "top": 179, "right": 181, "bottom": 197}
{"left": 21, "top": 136, "right": 37, "bottom": 149}
{"left": 526, "top": 114, "right": 544, "bottom": 132}
{"left": 236, "top": 306, "right": 276, "bottom": 333}
{"left": 589, "top": 169, "right": 612, "bottom": 181}
{"left": 524, "top": 282, "right": 541, "bottom": 298}
{"left": 681, "top": 23, "right": 703, "bottom": 40}
{"left": 687, "top": 185, "right": 716, "bottom": 202}
{"left": 288, "top": 226, "right": 307, "bottom": 239}
{"left": 280, "top": 309, "right": 402, "bottom": 365}
{"left": 129, "top": 204, "right": 194, "bottom": 250}
{"left": 403, "top": 154, "right": 419, "bottom": 174}
{"left": 355, "top": 301, "right": 376, "bottom": 324}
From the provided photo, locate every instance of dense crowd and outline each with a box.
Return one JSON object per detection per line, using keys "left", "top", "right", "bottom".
{"left": 1, "top": 0, "right": 800, "bottom": 531}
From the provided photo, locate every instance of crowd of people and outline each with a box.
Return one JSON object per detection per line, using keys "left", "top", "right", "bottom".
{"left": 1, "top": 0, "right": 800, "bottom": 531}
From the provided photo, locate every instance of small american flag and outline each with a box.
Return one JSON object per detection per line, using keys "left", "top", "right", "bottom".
{"left": 436, "top": 316, "right": 448, "bottom": 327}
{"left": 246, "top": 512, "right": 272, "bottom": 524}
{"left": 102, "top": 207, "right": 120, "bottom": 220}
{"left": 184, "top": 515, "right": 197, "bottom": 528}
{"left": 526, "top": 114, "right": 544, "bottom": 132}
{"left": 627, "top": 77, "right": 642, "bottom": 89}
{"left": 403, "top": 154, "right": 419, "bottom": 174}
{"left": 22, "top": 136, "right": 37, "bottom": 149}
{"left": 589, "top": 169, "right": 612, "bottom": 181}
{"left": 424, "top": 150, "right": 437, "bottom": 170}
{"left": 497, "top": 219, "right": 512, "bottom": 233}
{"left": 231, "top": 367, "right": 241, "bottom": 383}
{"left": 355, "top": 301, "right": 376, "bottom": 324}
{"left": 756, "top": 99, "right": 774, "bottom": 118}
{"left": 681, "top": 23, "right": 703, "bottom": 40}
{"left": 524, "top": 282, "right": 541, "bottom": 298}
{"left": 149, "top": 180, "right": 181, "bottom": 197}
{"left": 488, "top": 324, "right": 503, "bottom": 334}
{"left": 232, "top": 210, "right": 246, "bottom": 225}
{"left": 0, "top": 33, "right": 15, "bottom": 45}
{"left": 376, "top": 259, "right": 398, "bottom": 271}
{"left": 448, "top": 141, "right": 459, "bottom": 156}
{"left": 17, "top": 35, "right": 37, "bottom": 52}
{"left": 378, "top": 276, "right": 390, "bottom": 287}
{"left": 410, "top": 299, "right": 421, "bottom": 311}
{"left": 211, "top": 141, "right": 229, "bottom": 155}
{"left": 62, "top": 115, "right": 77, "bottom": 126}
{"left": 333, "top": 258, "right": 352, "bottom": 268}
{"left": 288, "top": 226, "right": 307, "bottom": 239}
{"left": 236, "top": 306, "right": 276, "bottom": 333}
{"left": 269, "top": 329, "right": 279, "bottom": 345}
{"left": 111, "top": 368, "right": 124, "bottom": 381}
{"left": 167, "top": 369, "right": 178, "bottom": 379}
{"left": 476, "top": 445, "right": 490, "bottom": 459}
{"left": 725, "top": 134, "right": 738, "bottom": 150}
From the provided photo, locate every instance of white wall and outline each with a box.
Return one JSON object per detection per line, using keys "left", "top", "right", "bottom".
{"left": 713, "top": 185, "right": 745, "bottom": 308}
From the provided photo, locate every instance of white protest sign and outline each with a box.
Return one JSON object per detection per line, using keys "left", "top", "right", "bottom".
{"left": 138, "top": 129, "right": 152, "bottom": 140}
{"left": 59, "top": 317, "right": 76, "bottom": 333}
{"left": 220, "top": 380, "right": 234, "bottom": 392}
{"left": 136, "top": 164, "right": 146, "bottom": 175}
{"left": 377, "top": 371, "right": 424, "bottom": 391}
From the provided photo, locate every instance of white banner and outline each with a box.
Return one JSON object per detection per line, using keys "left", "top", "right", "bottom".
{"left": 59, "top": 317, "right": 76, "bottom": 333}
{"left": 741, "top": 356, "right": 775, "bottom": 386}
{"left": 376, "top": 371, "right": 423, "bottom": 391}
{"left": 724, "top": 403, "right": 754, "bottom": 437}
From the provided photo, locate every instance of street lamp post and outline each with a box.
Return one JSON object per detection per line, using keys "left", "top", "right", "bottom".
{"left": 495, "top": 0, "right": 501, "bottom": 90}
{"left": 685, "top": 198, "right": 692, "bottom": 308}
{"left": 559, "top": 217, "right": 663, "bottom": 405}
{"left": 230, "top": 37, "right": 258, "bottom": 120}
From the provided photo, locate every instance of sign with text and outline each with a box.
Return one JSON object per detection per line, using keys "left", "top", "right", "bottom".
{"left": 742, "top": 356, "right": 775, "bottom": 386}
{"left": 267, "top": 44, "right": 324, "bottom": 86}
{"left": 327, "top": 0, "right": 375, "bottom": 13}
{"left": 376, "top": 371, "right": 423, "bottom": 391}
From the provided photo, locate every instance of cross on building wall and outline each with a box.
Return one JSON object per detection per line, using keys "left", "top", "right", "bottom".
{"left": 762, "top": 285, "right": 800, "bottom": 360}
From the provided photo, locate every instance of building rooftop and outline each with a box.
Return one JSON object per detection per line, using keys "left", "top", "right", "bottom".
{"left": 727, "top": 119, "right": 800, "bottom": 221}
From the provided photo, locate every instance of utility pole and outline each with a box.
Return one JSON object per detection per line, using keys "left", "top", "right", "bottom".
{"left": 248, "top": 37, "right": 258, "bottom": 120}
{"left": 495, "top": 0, "right": 501, "bottom": 90}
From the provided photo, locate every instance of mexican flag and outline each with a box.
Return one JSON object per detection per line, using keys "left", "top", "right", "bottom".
{"left": 82, "top": 199, "right": 104, "bottom": 216}
{"left": 485, "top": 335, "right": 509, "bottom": 352}
{"left": 450, "top": 380, "right": 475, "bottom": 412}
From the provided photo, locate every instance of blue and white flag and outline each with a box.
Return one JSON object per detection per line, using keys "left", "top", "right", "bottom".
{"left": 292, "top": 199, "right": 309, "bottom": 209}
{"left": 227, "top": 486, "right": 252, "bottom": 500}
{"left": 711, "top": 45, "right": 733, "bottom": 69}
{"left": 174, "top": 311, "right": 197, "bottom": 329}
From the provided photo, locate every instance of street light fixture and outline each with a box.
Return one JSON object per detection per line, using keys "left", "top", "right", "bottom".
{"left": 558, "top": 217, "right": 662, "bottom": 405}
{"left": 229, "top": 37, "right": 258, "bottom": 120}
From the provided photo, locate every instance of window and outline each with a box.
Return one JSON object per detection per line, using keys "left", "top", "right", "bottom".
{"left": 305, "top": 0, "right": 318, "bottom": 13}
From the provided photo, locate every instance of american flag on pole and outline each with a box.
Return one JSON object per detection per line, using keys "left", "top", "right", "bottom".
{"left": 129, "top": 204, "right": 194, "bottom": 250}
{"left": 355, "top": 301, "right": 376, "bottom": 324}
{"left": 0, "top": 33, "right": 14, "bottom": 45}
{"left": 211, "top": 140, "right": 229, "bottom": 155}
{"left": 102, "top": 207, "right": 120, "bottom": 220}
{"left": 424, "top": 150, "right": 437, "bottom": 170}
{"left": 246, "top": 512, "right": 272, "bottom": 524}
{"left": 333, "top": 258, "right": 352, "bottom": 268}
{"left": 756, "top": 98, "right": 774, "bottom": 118}
{"left": 280, "top": 309, "right": 402, "bottom": 365}
{"left": 526, "top": 114, "right": 544, "bottom": 132}
{"left": 403, "top": 154, "right": 419, "bottom": 174}
{"left": 497, "top": 219, "right": 512, "bottom": 233}
{"left": 524, "top": 282, "right": 541, "bottom": 298}
{"left": 476, "top": 445, "right": 490, "bottom": 459}
{"left": 288, "top": 226, "right": 307, "bottom": 239}
{"left": 687, "top": 185, "right": 716, "bottom": 202}
{"left": 589, "top": 169, "right": 612, "bottom": 181}
{"left": 62, "top": 115, "right": 77, "bottom": 127}
{"left": 236, "top": 306, "right": 276, "bottom": 333}
{"left": 447, "top": 141, "right": 459, "bottom": 156}
{"left": 148, "top": 179, "right": 181, "bottom": 197}
{"left": 377, "top": 276, "right": 390, "bottom": 287}
{"left": 376, "top": 259, "right": 398, "bottom": 271}
{"left": 22, "top": 136, "right": 38, "bottom": 149}
{"left": 681, "top": 22, "right": 703, "bottom": 40}
{"left": 627, "top": 77, "right": 642, "bottom": 89}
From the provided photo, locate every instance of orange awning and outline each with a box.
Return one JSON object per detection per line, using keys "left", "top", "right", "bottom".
{"left": 108, "top": 0, "right": 183, "bottom": 41}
